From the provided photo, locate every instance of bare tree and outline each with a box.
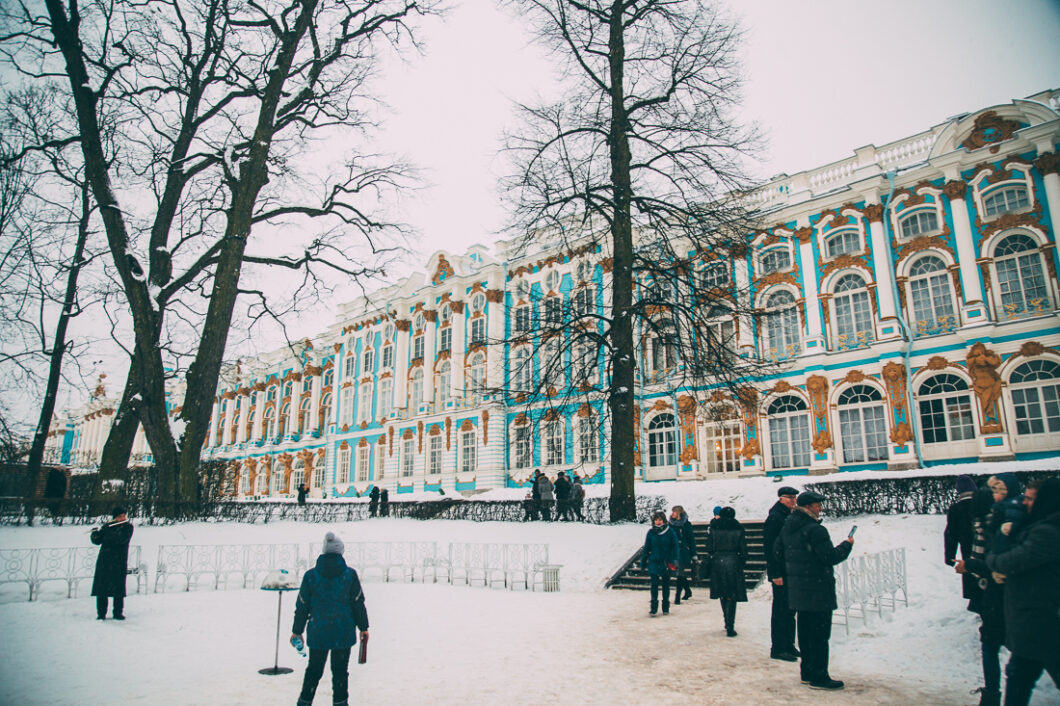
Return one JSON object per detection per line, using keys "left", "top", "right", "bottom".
{"left": 1, "top": 0, "right": 436, "bottom": 512}
{"left": 502, "top": 0, "right": 764, "bottom": 521}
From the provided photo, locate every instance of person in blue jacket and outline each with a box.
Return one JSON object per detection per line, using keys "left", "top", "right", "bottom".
{"left": 640, "top": 510, "right": 679, "bottom": 616}
{"left": 291, "top": 532, "right": 369, "bottom": 706}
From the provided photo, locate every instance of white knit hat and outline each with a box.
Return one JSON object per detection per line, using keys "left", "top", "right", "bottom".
{"left": 322, "top": 531, "right": 344, "bottom": 555}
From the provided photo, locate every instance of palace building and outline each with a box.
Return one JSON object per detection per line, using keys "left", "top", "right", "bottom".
{"left": 52, "top": 89, "right": 1060, "bottom": 499}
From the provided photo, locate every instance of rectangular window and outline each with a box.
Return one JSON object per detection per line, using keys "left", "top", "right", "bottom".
{"left": 544, "top": 421, "right": 564, "bottom": 466}
{"left": 514, "top": 305, "right": 531, "bottom": 333}
{"left": 439, "top": 327, "right": 451, "bottom": 352}
{"left": 578, "top": 416, "right": 599, "bottom": 463}
{"left": 363, "top": 349, "right": 374, "bottom": 374}
{"left": 358, "top": 383, "right": 373, "bottom": 424}
{"left": 356, "top": 445, "right": 370, "bottom": 482}
{"left": 376, "top": 443, "right": 386, "bottom": 479}
{"left": 402, "top": 438, "right": 415, "bottom": 477}
{"left": 344, "top": 355, "right": 356, "bottom": 378}
{"left": 338, "top": 447, "right": 351, "bottom": 484}
{"left": 413, "top": 335, "right": 424, "bottom": 360}
{"left": 378, "top": 379, "right": 392, "bottom": 419}
{"left": 429, "top": 435, "right": 443, "bottom": 475}
{"left": 573, "top": 288, "right": 593, "bottom": 317}
{"left": 545, "top": 297, "right": 562, "bottom": 326}
{"left": 341, "top": 387, "right": 354, "bottom": 424}
{"left": 471, "top": 318, "right": 486, "bottom": 344}
{"left": 703, "top": 421, "right": 741, "bottom": 473}
{"left": 513, "top": 425, "right": 531, "bottom": 469}
{"left": 382, "top": 344, "right": 394, "bottom": 369}
{"left": 461, "top": 430, "right": 476, "bottom": 473}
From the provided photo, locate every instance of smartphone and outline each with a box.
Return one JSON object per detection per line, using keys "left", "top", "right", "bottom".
{"left": 848, "top": 525, "right": 858, "bottom": 538}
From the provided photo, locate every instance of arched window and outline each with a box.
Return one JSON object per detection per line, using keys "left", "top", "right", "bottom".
{"left": 256, "top": 466, "right": 269, "bottom": 495}
{"left": 760, "top": 248, "right": 791, "bottom": 274}
{"left": 468, "top": 353, "right": 486, "bottom": 402}
{"left": 992, "top": 234, "right": 1050, "bottom": 320}
{"left": 436, "top": 361, "right": 451, "bottom": 406}
{"left": 312, "top": 460, "right": 324, "bottom": 489}
{"left": 908, "top": 256, "right": 957, "bottom": 336}
{"left": 291, "top": 458, "right": 305, "bottom": 492}
{"left": 761, "top": 290, "right": 800, "bottom": 360}
{"left": 647, "top": 413, "right": 677, "bottom": 468}
{"left": 833, "top": 273, "right": 874, "bottom": 349}
{"left": 239, "top": 470, "right": 250, "bottom": 495}
{"left": 263, "top": 407, "right": 276, "bottom": 440}
{"left": 298, "top": 398, "right": 310, "bottom": 433}
{"left": 699, "top": 261, "right": 730, "bottom": 290}
{"left": 544, "top": 269, "right": 561, "bottom": 293}
{"left": 983, "top": 185, "right": 1029, "bottom": 217}
{"left": 705, "top": 303, "right": 736, "bottom": 366}
{"left": 512, "top": 346, "right": 532, "bottom": 394}
{"left": 272, "top": 464, "right": 286, "bottom": 493}
{"left": 278, "top": 402, "right": 290, "bottom": 437}
{"left": 409, "top": 368, "right": 424, "bottom": 411}
{"left": 318, "top": 394, "right": 331, "bottom": 433}
{"left": 899, "top": 210, "right": 939, "bottom": 239}
{"left": 917, "top": 374, "right": 975, "bottom": 448}
{"left": 836, "top": 385, "right": 888, "bottom": 463}
{"left": 825, "top": 229, "right": 860, "bottom": 258}
{"left": 767, "top": 396, "right": 811, "bottom": 470}
{"left": 1009, "top": 360, "right": 1060, "bottom": 448}
{"left": 245, "top": 411, "right": 255, "bottom": 440}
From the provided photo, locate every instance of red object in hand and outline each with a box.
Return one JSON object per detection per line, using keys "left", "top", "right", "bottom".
{"left": 358, "top": 632, "right": 369, "bottom": 665}
{"left": 667, "top": 563, "right": 677, "bottom": 571}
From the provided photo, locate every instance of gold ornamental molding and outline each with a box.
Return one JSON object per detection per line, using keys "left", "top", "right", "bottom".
{"left": 960, "top": 111, "right": 1021, "bottom": 151}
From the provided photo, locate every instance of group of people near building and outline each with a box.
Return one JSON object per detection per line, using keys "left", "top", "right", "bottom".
{"left": 641, "top": 488, "right": 856, "bottom": 691}
{"left": 522, "top": 470, "right": 585, "bottom": 521}
{"left": 944, "top": 473, "right": 1060, "bottom": 706}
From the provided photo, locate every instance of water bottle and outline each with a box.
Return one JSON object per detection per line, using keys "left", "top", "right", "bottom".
{"left": 291, "top": 635, "right": 307, "bottom": 658}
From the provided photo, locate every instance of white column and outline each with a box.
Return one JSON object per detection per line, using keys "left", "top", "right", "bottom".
{"left": 733, "top": 257, "right": 755, "bottom": 355}
{"left": 309, "top": 373, "right": 321, "bottom": 432}
{"left": 451, "top": 306, "right": 466, "bottom": 397}
{"left": 423, "top": 319, "right": 436, "bottom": 406}
{"left": 944, "top": 179, "right": 987, "bottom": 310}
{"left": 795, "top": 226, "right": 825, "bottom": 347}
{"left": 394, "top": 323, "right": 410, "bottom": 406}
{"left": 485, "top": 292, "right": 504, "bottom": 390}
{"left": 865, "top": 210, "right": 898, "bottom": 327}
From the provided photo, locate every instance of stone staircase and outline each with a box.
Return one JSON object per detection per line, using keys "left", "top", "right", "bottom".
{"left": 606, "top": 520, "right": 767, "bottom": 591}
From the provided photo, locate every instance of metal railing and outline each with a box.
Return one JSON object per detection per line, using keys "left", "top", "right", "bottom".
{"left": 0, "top": 545, "right": 146, "bottom": 601}
{"left": 835, "top": 548, "right": 908, "bottom": 634}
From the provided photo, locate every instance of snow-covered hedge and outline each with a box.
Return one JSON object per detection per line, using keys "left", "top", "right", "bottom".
{"left": 803, "top": 469, "right": 1059, "bottom": 518}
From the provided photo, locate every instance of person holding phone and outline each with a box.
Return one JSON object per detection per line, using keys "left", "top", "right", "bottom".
{"left": 90, "top": 506, "right": 133, "bottom": 621}
{"left": 774, "top": 491, "right": 854, "bottom": 691}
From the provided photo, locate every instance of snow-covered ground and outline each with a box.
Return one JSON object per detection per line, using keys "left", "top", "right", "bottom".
{"left": 2, "top": 468, "right": 1059, "bottom": 705}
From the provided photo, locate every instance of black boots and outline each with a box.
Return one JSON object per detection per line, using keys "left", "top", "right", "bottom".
{"left": 721, "top": 599, "right": 737, "bottom": 636}
{"left": 976, "top": 688, "right": 1001, "bottom": 706}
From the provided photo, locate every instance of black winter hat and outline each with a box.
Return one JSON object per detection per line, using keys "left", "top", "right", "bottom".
{"left": 797, "top": 491, "right": 827, "bottom": 507}
{"left": 777, "top": 486, "right": 798, "bottom": 497}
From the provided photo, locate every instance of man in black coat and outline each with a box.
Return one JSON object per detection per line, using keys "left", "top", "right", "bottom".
{"left": 765, "top": 486, "right": 799, "bottom": 661}
{"left": 90, "top": 506, "right": 134, "bottom": 620}
{"left": 987, "top": 477, "right": 1060, "bottom": 706}
{"left": 368, "top": 486, "right": 379, "bottom": 517}
{"left": 944, "top": 474, "right": 977, "bottom": 600}
{"left": 775, "top": 491, "right": 853, "bottom": 691}
{"left": 554, "top": 471, "right": 572, "bottom": 521}
{"left": 298, "top": 483, "right": 309, "bottom": 506}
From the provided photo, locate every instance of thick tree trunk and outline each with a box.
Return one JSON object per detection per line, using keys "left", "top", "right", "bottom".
{"left": 95, "top": 352, "right": 145, "bottom": 494}
{"left": 606, "top": 1, "right": 636, "bottom": 522}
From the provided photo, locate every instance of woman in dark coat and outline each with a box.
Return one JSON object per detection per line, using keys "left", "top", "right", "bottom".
{"left": 90, "top": 506, "right": 133, "bottom": 620}
{"left": 987, "top": 477, "right": 1060, "bottom": 706}
{"left": 669, "top": 505, "right": 697, "bottom": 604}
{"left": 292, "top": 532, "right": 370, "bottom": 706}
{"left": 640, "top": 510, "right": 679, "bottom": 616}
{"left": 706, "top": 506, "right": 747, "bottom": 636}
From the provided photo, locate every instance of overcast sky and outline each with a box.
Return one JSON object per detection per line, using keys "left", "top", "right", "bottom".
{"left": 370, "top": 0, "right": 1060, "bottom": 264}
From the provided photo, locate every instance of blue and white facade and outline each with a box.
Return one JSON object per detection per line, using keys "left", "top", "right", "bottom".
{"left": 189, "top": 89, "right": 1060, "bottom": 497}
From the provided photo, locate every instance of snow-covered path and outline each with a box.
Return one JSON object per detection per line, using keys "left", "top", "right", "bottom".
{"left": 2, "top": 506, "right": 1058, "bottom": 704}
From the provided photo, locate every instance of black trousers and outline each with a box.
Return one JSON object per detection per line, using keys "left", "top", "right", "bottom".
{"left": 299, "top": 647, "right": 351, "bottom": 705}
{"left": 1003, "top": 654, "right": 1060, "bottom": 706}
{"left": 796, "top": 609, "right": 833, "bottom": 682}
{"left": 96, "top": 595, "right": 123, "bottom": 618}
{"left": 720, "top": 598, "right": 737, "bottom": 630}
{"left": 649, "top": 573, "right": 671, "bottom": 611}
{"left": 770, "top": 582, "right": 796, "bottom": 653}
